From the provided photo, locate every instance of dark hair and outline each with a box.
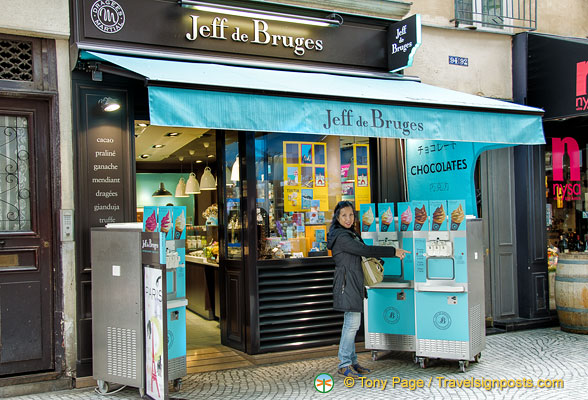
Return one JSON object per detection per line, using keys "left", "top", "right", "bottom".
{"left": 331, "top": 200, "right": 357, "bottom": 232}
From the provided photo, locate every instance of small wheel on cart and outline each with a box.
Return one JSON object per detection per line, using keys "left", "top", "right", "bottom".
{"left": 173, "top": 378, "right": 182, "bottom": 391}
{"left": 371, "top": 350, "right": 378, "bottom": 361}
{"left": 418, "top": 357, "right": 427, "bottom": 369}
{"left": 139, "top": 387, "right": 146, "bottom": 398}
{"left": 97, "top": 379, "right": 110, "bottom": 394}
{"left": 459, "top": 360, "right": 470, "bottom": 373}
{"left": 474, "top": 353, "right": 481, "bottom": 363}
{"left": 412, "top": 353, "right": 418, "bottom": 364}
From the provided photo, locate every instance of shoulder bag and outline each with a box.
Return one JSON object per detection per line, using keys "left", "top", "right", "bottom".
{"left": 361, "top": 256, "right": 384, "bottom": 286}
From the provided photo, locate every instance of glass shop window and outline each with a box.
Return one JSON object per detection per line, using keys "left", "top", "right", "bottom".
{"left": 255, "top": 132, "right": 370, "bottom": 259}
{"left": 545, "top": 136, "right": 588, "bottom": 255}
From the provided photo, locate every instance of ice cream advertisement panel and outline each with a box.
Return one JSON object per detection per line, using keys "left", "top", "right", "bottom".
{"left": 448, "top": 200, "right": 466, "bottom": 231}
{"left": 398, "top": 202, "right": 413, "bottom": 231}
{"left": 378, "top": 203, "right": 395, "bottom": 232}
{"left": 412, "top": 201, "right": 429, "bottom": 231}
{"left": 360, "top": 203, "right": 376, "bottom": 233}
{"left": 429, "top": 200, "right": 448, "bottom": 231}
{"left": 158, "top": 206, "right": 173, "bottom": 240}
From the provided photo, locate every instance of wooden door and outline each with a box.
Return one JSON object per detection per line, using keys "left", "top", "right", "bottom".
{"left": 0, "top": 97, "right": 54, "bottom": 375}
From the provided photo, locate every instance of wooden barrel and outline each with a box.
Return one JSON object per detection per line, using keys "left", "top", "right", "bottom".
{"left": 555, "top": 253, "right": 588, "bottom": 334}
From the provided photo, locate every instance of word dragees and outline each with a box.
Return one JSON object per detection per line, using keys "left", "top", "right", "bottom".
{"left": 186, "top": 16, "right": 324, "bottom": 56}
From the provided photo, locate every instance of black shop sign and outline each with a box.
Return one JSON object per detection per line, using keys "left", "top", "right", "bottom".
{"left": 387, "top": 14, "right": 422, "bottom": 72}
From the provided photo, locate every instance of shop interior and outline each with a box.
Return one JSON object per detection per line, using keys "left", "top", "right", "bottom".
{"left": 134, "top": 121, "right": 372, "bottom": 368}
{"left": 134, "top": 122, "right": 232, "bottom": 369}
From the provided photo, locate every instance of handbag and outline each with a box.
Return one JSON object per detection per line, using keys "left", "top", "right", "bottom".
{"left": 361, "top": 256, "right": 384, "bottom": 286}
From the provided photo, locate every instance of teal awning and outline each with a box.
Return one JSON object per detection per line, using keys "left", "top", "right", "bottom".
{"left": 81, "top": 51, "right": 545, "bottom": 145}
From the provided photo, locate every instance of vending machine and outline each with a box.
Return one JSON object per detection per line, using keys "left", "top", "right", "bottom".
{"left": 362, "top": 203, "right": 416, "bottom": 359}
{"left": 413, "top": 200, "right": 485, "bottom": 372}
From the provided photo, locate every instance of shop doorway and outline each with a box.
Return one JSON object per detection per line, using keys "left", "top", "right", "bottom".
{"left": 0, "top": 97, "right": 55, "bottom": 376}
{"left": 134, "top": 125, "right": 247, "bottom": 371}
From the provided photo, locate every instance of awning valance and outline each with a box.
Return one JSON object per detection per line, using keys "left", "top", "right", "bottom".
{"left": 81, "top": 50, "right": 545, "bottom": 145}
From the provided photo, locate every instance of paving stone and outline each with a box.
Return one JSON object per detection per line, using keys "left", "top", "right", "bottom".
{"left": 4, "top": 327, "right": 587, "bottom": 399}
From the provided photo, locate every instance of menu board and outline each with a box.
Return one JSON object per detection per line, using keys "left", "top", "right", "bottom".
{"left": 87, "top": 120, "right": 125, "bottom": 226}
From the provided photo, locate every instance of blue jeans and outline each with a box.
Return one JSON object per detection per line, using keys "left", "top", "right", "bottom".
{"left": 338, "top": 311, "right": 362, "bottom": 369}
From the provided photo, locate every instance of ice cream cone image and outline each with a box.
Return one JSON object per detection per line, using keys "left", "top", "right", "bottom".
{"left": 160, "top": 211, "right": 172, "bottom": 234}
{"left": 414, "top": 205, "right": 427, "bottom": 231}
{"left": 174, "top": 210, "right": 186, "bottom": 239}
{"left": 450, "top": 204, "right": 465, "bottom": 230}
{"left": 145, "top": 210, "right": 158, "bottom": 232}
{"left": 432, "top": 205, "right": 446, "bottom": 231}
{"left": 380, "top": 206, "right": 393, "bottom": 232}
{"left": 400, "top": 207, "right": 412, "bottom": 231}
{"left": 362, "top": 207, "right": 374, "bottom": 232}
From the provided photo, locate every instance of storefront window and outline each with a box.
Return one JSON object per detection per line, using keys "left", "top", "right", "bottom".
{"left": 225, "top": 132, "right": 241, "bottom": 259}
{"left": 255, "top": 132, "right": 370, "bottom": 259}
{"left": 545, "top": 135, "right": 588, "bottom": 254}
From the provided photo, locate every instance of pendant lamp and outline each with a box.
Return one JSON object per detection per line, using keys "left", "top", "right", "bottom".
{"left": 152, "top": 181, "right": 172, "bottom": 197}
{"left": 185, "top": 151, "right": 201, "bottom": 194}
{"left": 185, "top": 172, "right": 200, "bottom": 194}
{"left": 175, "top": 177, "right": 188, "bottom": 197}
{"left": 200, "top": 142, "right": 216, "bottom": 190}
{"left": 200, "top": 166, "right": 216, "bottom": 190}
{"left": 231, "top": 156, "right": 239, "bottom": 182}
{"left": 175, "top": 156, "right": 189, "bottom": 197}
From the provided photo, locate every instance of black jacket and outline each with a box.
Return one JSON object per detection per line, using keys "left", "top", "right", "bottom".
{"left": 327, "top": 225, "right": 398, "bottom": 312}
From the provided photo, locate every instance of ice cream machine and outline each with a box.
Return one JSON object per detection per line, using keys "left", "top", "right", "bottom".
{"left": 361, "top": 203, "right": 416, "bottom": 357}
{"left": 361, "top": 200, "right": 485, "bottom": 372}
{"left": 144, "top": 206, "right": 188, "bottom": 389}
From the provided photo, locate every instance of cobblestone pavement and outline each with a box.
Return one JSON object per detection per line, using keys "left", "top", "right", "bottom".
{"left": 7, "top": 327, "right": 587, "bottom": 400}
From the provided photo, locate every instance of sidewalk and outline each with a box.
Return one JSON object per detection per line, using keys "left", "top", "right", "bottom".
{"left": 6, "top": 327, "right": 587, "bottom": 400}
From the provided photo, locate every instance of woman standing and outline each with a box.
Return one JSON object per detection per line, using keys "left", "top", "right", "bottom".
{"left": 326, "top": 201, "right": 409, "bottom": 378}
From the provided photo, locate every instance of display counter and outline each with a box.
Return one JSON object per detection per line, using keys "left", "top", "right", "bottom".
{"left": 185, "top": 255, "right": 219, "bottom": 320}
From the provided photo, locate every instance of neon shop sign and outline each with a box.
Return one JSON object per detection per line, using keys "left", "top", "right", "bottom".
{"left": 552, "top": 137, "right": 581, "bottom": 201}
{"left": 577, "top": 61, "right": 588, "bottom": 112}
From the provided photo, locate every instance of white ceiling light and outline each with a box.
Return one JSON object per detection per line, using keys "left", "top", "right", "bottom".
{"left": 185, "top": 172, "right": 200, "bottom": 194}
{"left": 200, "top": 167, "right": 216, "bottom": 191}
{"left": 175, "top": 177, "right": 189, "bottom": 197}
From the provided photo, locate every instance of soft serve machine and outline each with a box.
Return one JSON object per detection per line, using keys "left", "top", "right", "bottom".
{"left": 361, "top": 200, "right": 485, "bottom": 372}
{"left": 361, "top": 203, "right": 416, "bottom": 357}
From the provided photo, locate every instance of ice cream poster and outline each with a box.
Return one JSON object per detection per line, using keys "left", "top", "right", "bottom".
{"left": 360, "top": 203, "right": 376, "bottom": 233}
{"left": 157, "top": 206, "right": 173, "bottom": 240}
{"left": 448, "top": 200, "right": 466, "bottom": 231}
{"left": 144, "top": 265, "right": 168, "bottom": 400}
{"left": 378, "top": 203, "right": 395, "bottom": 233}
{"left": 173, "top": 206, "right": 186, "bottom": 240}
{"left": 412, "top": 201, "right": 429, "bottom": 231}
{"left": 429, "top": 200, "right": 447, "bottom": 231}
{"left": 143, "top": 206, "right": 159, "bottom": 233}
{"left": 398, "top": 202, "right": 413, "bottom": 231}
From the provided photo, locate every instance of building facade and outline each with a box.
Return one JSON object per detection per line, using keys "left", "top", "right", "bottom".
{"left": 2, "top": 0, "right": 587, "bottom": 396}
{"left": 0, "top": 0, "right": 75, "bottom": 394}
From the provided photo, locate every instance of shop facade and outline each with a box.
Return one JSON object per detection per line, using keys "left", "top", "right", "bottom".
{"left": 513, "top": 32, "right": 588, "bottom": 317}
{"left": 71, "top": 0, "right": 544, "bottom": 377}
